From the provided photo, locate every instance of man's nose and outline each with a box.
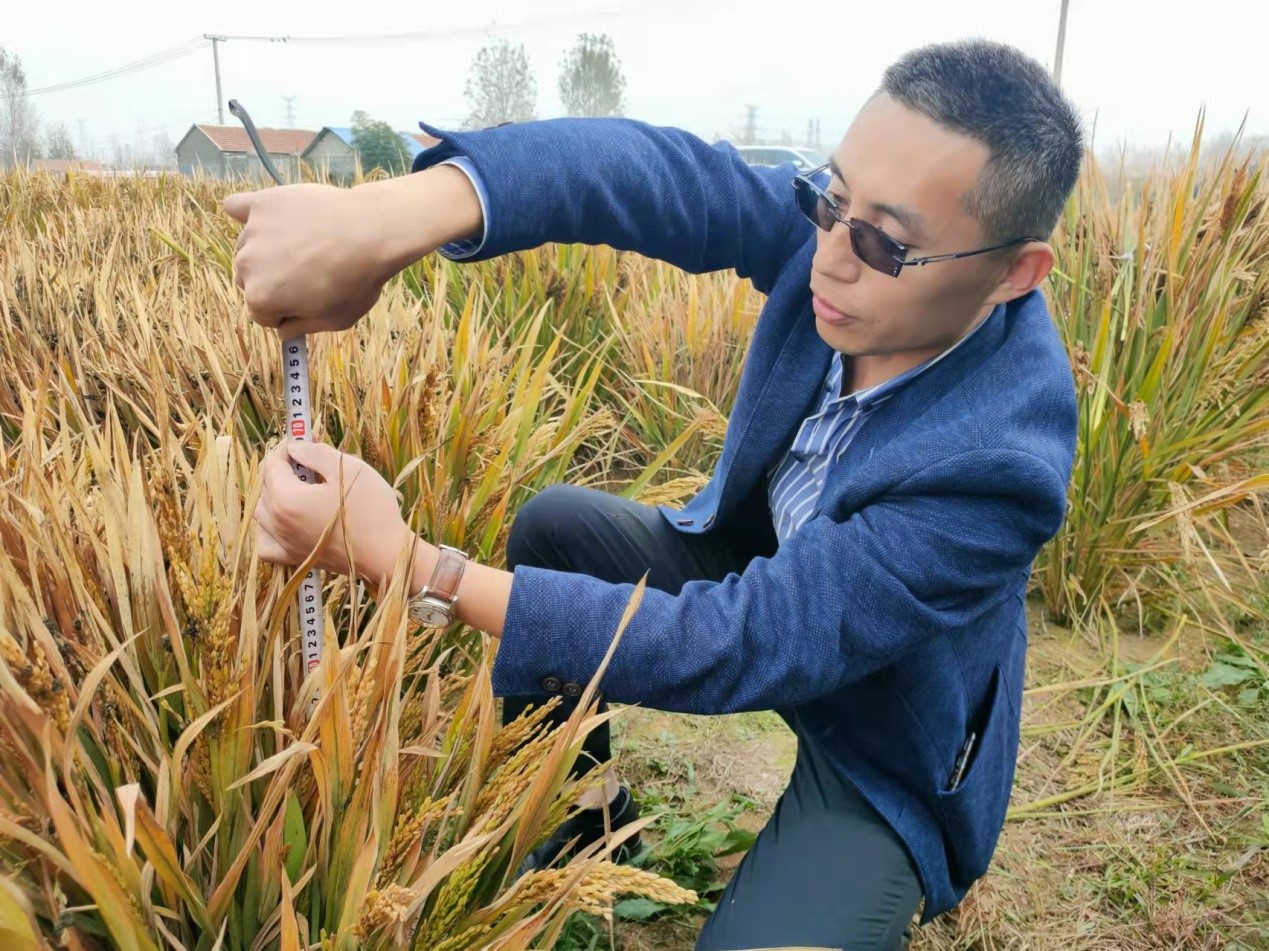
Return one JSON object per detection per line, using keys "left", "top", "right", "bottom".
{"left": 814, "top": 225, "right": 862, "bottom": 284}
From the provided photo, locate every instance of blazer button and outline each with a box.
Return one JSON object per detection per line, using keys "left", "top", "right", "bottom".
{"left": 562, "top": 682, "right": 583, "bottom": 698}
{"left": 540, "top": 676, "right": 562, "bottom": 694}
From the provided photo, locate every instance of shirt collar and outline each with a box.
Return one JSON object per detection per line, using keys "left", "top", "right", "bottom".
{"left": 839, "top": 305, "right": 999, "bottom": 407}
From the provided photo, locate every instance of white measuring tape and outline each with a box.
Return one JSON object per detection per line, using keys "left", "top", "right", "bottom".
{"left": 282, "top": 336, "right": 325, "bottom": 713}
{"left": 225, "top": 98, "right": 326, "bottom": 716}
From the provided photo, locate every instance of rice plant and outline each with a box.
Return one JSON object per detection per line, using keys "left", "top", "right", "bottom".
{"left": 1, "top": 116, "right": 1266, "bottom": 949}
{"left": 0, "top": 167, "right": 696, "bottom": 950}
{"left": 1036, "top": 115, "right": 1269, "bottom": 635}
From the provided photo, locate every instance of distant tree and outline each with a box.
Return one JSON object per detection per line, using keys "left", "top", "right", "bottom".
{"left": 151, "top": 129, "right": 175, "bottom": 168}
{"left": 463, "top": 39, "right": 536, "bottom": 130}
{"left": 45, "top": 123, "right": 75, "bottom": 159}
{"left": 350, "top": 109, "right": 408, "bottom": 175}
{"left": 558, "top": 33, "right": 627, "bottom": 118}
{"left": 0, "top": 46, "right": 41, "bottom": 167}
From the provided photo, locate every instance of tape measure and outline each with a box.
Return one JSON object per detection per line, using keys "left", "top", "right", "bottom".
{"left": 228, "top": 98, "right": 325, "bottom": 715}
{"left": 283, "top": 337, "right": 326, "bottom": 710}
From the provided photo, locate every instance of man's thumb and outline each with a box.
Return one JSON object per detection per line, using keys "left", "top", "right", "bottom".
{"left": 286, "top": 439, "right": 341, "bottom": 478}
{"left": 222, "top": 191, "right": 257, "bottom": 223}
{"left": 275, "top": 316, "right": 319, "bottom": 342}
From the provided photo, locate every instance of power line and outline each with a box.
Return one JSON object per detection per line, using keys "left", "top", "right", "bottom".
{"left": 25, "top": 0, "right": 693, "bottom": 148}
{"left": 24, "top": 0, "right": 671, "bottom": 109}
{"left": 203, "top": 3, "right": 655, "bottom": 47}
{"left": 27, "top": 38, "right": 209, "bottom": 96}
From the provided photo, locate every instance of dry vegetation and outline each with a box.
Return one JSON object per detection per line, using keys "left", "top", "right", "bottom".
{"left": 1, "top": 119, "right": 1267, "bottom": 950}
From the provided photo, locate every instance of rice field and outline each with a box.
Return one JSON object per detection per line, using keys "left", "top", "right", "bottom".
{"left": 0, "top": 122, "right": 1266, "bottom": 949}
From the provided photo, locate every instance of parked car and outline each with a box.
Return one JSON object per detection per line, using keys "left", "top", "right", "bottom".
{"left": 733, "top": 145, "right": 828, "bottom": 171}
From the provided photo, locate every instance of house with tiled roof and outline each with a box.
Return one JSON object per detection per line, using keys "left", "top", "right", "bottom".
{"left": 174, "top": 124, "right": 318, "bottom": 180}
{"left": 31, "top": 158, "right": 108, "bottom": 175}
{"left": 301, "top": 127, "right": 439, "bottom": 183}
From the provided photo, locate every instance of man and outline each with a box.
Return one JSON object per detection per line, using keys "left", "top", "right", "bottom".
{"left": 233, "top": 38, "right": 1082, "bottom": 950}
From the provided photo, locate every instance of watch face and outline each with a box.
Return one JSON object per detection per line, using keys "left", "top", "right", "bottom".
{"left": 411, "top": 599, "right": 451, "bottom": 626}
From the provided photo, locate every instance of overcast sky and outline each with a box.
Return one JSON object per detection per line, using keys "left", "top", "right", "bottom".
{"left": 7, "top": 0, "right": 1267, "bottom": 162}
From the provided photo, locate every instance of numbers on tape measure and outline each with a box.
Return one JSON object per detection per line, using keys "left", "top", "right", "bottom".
{"left": 286, "top": 339, "right": 325, "bottom": 699}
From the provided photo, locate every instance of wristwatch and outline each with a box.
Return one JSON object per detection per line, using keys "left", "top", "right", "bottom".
{"left": 407, "top": 544, "right": 468, "bottom": 627}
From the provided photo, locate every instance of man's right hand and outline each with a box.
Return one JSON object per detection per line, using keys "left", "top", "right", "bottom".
{"left": 223, "top": 165, "right": 483, "bottom": 340}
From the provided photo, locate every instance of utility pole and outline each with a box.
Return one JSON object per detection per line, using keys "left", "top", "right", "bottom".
{"left": 1053, "top": 0, "right": 1070, "bottom": 86}
{"left": 283, "top": 95, "right": 297, "bottom": 127}
{"left": 743, "top": 104, "right": 757, "bottom": 145}
{"left": 75, "top": 118, "right": 87, "bottom": 156}
{"left": 205, "top": 34, "right": 227, "bottom": 124}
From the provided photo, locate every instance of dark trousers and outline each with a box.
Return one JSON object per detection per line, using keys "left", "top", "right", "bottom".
{"left": 501, "top": 484, "right": 923, "bottom": 950}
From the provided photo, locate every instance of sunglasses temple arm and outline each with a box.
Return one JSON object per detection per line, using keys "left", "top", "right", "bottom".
{"left": 907, "top": 238, "right": 1037, "bottom": 267}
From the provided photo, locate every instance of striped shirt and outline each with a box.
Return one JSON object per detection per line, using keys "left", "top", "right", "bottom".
{"left": 768, "top": 310, "right": 996, "bottom": 543}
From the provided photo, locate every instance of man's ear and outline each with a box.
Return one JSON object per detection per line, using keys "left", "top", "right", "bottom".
{"left": 985, "top": 242, "right": 1055, "bottom": 305}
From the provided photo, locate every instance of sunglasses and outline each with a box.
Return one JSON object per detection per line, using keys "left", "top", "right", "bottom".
{"left": 792, "top": 164, "right": 1039, "bottom": 277}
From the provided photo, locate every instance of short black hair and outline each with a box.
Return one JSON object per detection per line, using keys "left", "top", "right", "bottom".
{"left": 876, "top": 39, "right": 1084, "bottom": 244}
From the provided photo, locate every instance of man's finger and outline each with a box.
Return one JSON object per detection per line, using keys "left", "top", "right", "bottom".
{"left": 285, "top": 440, "right": 348, "bottom": 483}
{"left": 253, "top": 499, "right": 279, "bottom": 546}
{"left": 222, "top": 192, "right": 257, "bottom": 223}
{"left": 244, "top": 290, "right": 288, "bottom": 327}
{"left": 275, "top": 316, "right": 315, "bottom": 341}
{"left": 261, "top": 444, "right": 300, "bottom": 506}
{"left": 252, "top": 497, "right": 269, "bottom": 525}
{"left": 256, "top": 524, "right": 287, "bottom": 564}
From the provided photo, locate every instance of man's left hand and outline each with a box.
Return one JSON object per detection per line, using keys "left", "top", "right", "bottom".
{"left": 253, "top": 439, "right": 413, "bottom": 587}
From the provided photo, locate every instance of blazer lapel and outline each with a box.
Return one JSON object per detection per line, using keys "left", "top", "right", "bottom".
{"left": 716, "top": 293, "right": 833, "bottom": 514}
{"left": 815, "top": 300, "right": 1013, "bottom": 514}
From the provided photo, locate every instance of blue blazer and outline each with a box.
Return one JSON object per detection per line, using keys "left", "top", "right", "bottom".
{"left": 411, "top": 117, "right": 1078, "bottom": 922}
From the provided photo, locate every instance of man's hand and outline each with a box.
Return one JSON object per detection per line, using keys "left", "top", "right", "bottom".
{"left": 223, "top": 183, "right": 393, "bottom": 339}
{"left": 253, "top": 439, "right": 413, "bottom": 588}
{"left": 223, "top": 166, "right": 484, "bottom": 340}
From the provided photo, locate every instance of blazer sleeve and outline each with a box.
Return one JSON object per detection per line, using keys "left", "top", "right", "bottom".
{"left": 489, "top": 447, "right": 1069, "bottom": 715}
{"left": 409, "top": 117, "right": 812, "bottom": 296}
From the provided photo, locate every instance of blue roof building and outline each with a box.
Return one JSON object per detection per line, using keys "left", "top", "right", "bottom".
{"left": 301, "top": 126, "right": 434, "bottom": 180}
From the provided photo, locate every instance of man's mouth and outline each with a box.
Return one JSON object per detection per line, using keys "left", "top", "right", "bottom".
{"left": 811, "top": 294, "right": 858, "bottom": 326}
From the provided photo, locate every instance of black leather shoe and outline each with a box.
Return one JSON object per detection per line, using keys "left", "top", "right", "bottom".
{"left": 515, "top": 785, "right": 642, "bottom": 877}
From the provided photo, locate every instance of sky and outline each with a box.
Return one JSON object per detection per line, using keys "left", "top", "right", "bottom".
{"left": 6, "top": 0, "right": 1268, "bottom": 163}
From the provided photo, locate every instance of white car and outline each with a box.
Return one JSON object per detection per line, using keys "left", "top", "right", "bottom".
{"left": 732, "top": 145, "right": 827, "bottom": 171}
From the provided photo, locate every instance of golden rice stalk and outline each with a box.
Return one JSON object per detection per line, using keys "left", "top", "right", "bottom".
{"left": 571, "top": 863, "right": 700, "bottom": 919}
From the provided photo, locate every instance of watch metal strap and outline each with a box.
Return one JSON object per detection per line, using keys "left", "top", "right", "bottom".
{"left": 424, "top": 545, "right": 467, "bottom": 602}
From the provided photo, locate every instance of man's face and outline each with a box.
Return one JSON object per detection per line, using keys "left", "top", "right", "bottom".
{"left": 809, "top": 94, "right": 1013, "bottom": 359}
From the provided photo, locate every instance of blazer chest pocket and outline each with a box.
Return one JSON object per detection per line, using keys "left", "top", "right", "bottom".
{"left": 933, "top": 665, "right": 1017, "bottom": 886}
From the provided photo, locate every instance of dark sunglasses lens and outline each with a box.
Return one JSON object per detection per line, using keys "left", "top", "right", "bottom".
{"left": 852, "top": 219, "right": 902, "bottom": 275}
{"left": 813, "top": 193, "right": 840, "bottom": 232}
{"left": 795, "top": 180, "right": 831, "bottom": 231}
